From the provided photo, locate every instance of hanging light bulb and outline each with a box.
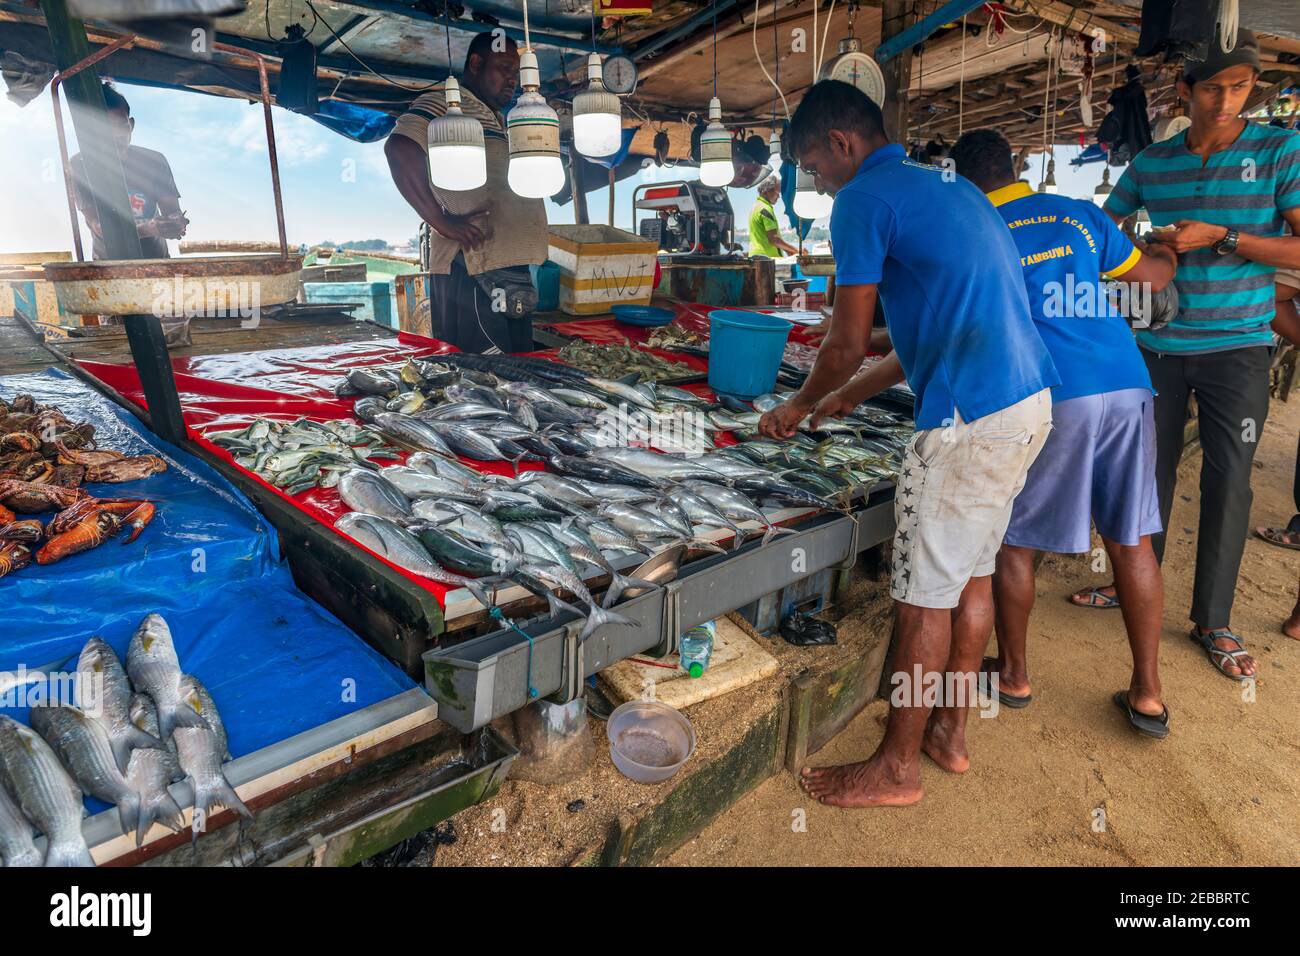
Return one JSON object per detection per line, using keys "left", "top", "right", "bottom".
{"left": 572, "top": 53, "right": 622, "bottom": 157}
{"left": 768, "top": 129, "right": 783, "bottom": 170}
{"left": 507, "top": 2, "right": 564, "bottom": 199}
{"left": 1038, "top": 157, "right": 1058, "bottom": 194}
{"left": 698, "top": 96, "right": 734, "bottom": 188}
{"left": 793, "top": 168, "right": 834, "bottom": 220}
{"left": 426, "top": 77, "right": 487, "bottom": 191}
{"left": 507, "top": 48, "right": 565, "bottom": 198}
{"left": 1092, "top": 166, "right": 1112, "bottom": 207}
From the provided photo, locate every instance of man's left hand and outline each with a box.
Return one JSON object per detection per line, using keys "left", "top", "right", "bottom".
{"left": 758, "top": 398, "right": 810, "bottom": 440}
{"left": 1148, "top": 219, "right": 1229, "bottom": 254}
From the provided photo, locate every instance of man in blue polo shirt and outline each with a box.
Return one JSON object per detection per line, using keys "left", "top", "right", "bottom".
{"left": 759, "top": 80, "right": 1058, "bottom": 807}
{"left": 1073, "top": 30, "right": 1300, "bottom": 684}
{"left": 952, "top": 128, "right": 1177, "bottom": 738}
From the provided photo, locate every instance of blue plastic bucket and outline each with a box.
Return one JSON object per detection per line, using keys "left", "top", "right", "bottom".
{"left": 707, "top": 309, "right": 792, "bottom": 399}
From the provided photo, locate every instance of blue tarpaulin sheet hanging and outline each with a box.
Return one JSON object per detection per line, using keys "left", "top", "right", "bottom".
{"left": 779, "top": 160, "right": 813, "bottom": 240}
{"left": 309, "top": 99, "right": 397, "bottom": 143}
{"left": 0, "top": 370, "right": 414, "bottom": 813}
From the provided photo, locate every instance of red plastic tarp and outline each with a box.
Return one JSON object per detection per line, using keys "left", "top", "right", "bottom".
{"left": 74, "top": 329, "right": 732, "bottom": 612}
{"left": 536, "top": 302, "right": 825, "bottom": 348}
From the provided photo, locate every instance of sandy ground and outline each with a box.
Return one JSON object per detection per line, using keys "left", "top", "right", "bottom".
{"left": 667, "top": 395, "right": 1300, "bottom": 867}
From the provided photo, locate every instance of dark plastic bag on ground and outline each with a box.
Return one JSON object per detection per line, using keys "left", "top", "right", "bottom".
{"left": 779, "top": 611, "right": 837, "bottom": 646}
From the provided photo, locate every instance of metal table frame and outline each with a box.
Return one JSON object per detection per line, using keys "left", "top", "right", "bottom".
{"left": 425, "top": 489, "right": 896, "bottom": 732}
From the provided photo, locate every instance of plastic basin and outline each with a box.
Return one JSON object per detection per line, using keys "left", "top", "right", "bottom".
{"left": 607, "top": 700, "right": 696, "bottom": 784}
{"left": 707, "top": 309, "right": 792, "bottom": 399}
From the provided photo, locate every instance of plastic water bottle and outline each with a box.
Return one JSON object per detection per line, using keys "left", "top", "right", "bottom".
{"left": 679, "top": 620, "right": 716, "bottom": 678}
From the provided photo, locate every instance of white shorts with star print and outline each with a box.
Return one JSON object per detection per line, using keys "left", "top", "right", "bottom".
{"left": 891, "top": 389, "right": 1053, "bottom": 609}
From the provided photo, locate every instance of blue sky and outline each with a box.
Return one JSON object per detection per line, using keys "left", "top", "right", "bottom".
{"left": 0, "top": 82, "right": 1115, "bottom": 255}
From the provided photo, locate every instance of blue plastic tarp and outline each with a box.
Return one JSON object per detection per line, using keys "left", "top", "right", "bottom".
{"left": 0, "top": 370, "right": 415, "bottom": 809}
{"left": 309, "top": 100, "right": 397, "bottom": 143}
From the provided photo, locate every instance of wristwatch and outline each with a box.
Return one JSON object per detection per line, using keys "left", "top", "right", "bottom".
{"left": 1214, "top": 228, "right": 1240, "bottom": 256}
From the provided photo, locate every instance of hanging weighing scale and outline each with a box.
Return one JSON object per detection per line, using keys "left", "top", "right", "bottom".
{"left": 819, "top": 7, "right": 885, "bottom": 106}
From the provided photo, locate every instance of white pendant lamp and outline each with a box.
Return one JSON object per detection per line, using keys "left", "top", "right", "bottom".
{"left": 427, "top": 77, "right": 487, "bottom": 191}
{"left": 572, "top": 53, "right": 622, "bottom": 157}
{"left": 699, "top": 97, "right": 734, "bottom": 187}
{"left": 768, "top": 129, "right": 782, "bottom": 170}
{"left": 793, "top": 168, "right": 833, "bottom": 220}
{"left": 697, "top": 4, "right": 733, "bottom": 189}
{"left": 427, "top": 10, "right": 486, "bottom": 192}
{"left": 507, "top": 5, "right": 564, "bottom": 198}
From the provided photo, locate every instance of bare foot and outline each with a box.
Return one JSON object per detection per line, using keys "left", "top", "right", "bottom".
{"left": 1284, "top": 605, "right": 1300, "bottom": 641}
{"left": 922, "top": 715, "right": 970, "bottom": 774}
{"left": 1127, "top": 685, "right": 1165, "bottom": 718}
{"left": 800, "top": 756, "right": 923, "bottom": 808}
{"left": 982, "top": 658, "right": 1030, "bottom": 700}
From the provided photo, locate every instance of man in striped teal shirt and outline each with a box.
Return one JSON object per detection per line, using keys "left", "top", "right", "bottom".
{"left": 1083, "top": 30, "right": 1300, "bottom": 683}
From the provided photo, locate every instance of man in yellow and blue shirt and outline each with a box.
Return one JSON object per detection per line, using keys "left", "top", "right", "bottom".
{"left": 747, "top": 175, "right": 798, "bottom": 258}
{"left": 953, "top": 128, "right": 1178, "bottom": 737}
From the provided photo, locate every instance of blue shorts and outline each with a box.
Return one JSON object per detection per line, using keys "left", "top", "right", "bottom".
{"left": 1003, "top": 388, "right": 1161, "bottom": 553}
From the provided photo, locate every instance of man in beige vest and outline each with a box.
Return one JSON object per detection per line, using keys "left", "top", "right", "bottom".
{"left": 386, "top": 33, "right": 548, "bottom": 352}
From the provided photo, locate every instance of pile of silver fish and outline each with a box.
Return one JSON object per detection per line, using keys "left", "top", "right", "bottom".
{"left": 256, "top": 352, "right": 912, "bottom": 640}
{"left": 0, "top": 613, "right": 251, "bottom": 866}
{"left": 205, "top": 417, "right": 401, "bottom": 494}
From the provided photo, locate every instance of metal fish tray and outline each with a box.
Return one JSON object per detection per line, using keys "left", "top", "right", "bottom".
{"left": 42, "top": 254, "right": 303, "bottom": 316}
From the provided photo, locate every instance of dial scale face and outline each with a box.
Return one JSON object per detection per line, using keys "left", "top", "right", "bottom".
{"left": 821, "top": 44, "right": 883, "bottom": 105}
{"left": 602, "top": 55, "right": 639, "bottom": 95}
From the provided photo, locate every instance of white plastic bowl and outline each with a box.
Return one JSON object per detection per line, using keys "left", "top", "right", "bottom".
{"left": 607, "top": 700, "right": 696, "bottom": 784}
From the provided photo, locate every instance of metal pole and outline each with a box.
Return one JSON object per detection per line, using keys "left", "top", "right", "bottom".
{"left": 568, "top": 150, "right": 589, "bottom": 225}
{"left": 608, "top": 168, "right": 615, "bottom": 227}
{"left": 212, "top": 42, "right": 289, "bottom": 259}
{"left": 40, "top": 0, "right": 187, "bottom": 445}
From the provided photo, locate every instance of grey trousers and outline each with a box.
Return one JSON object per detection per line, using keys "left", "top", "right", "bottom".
{"left": 1142, "top": 345, "right": 1272, "bottom": 629}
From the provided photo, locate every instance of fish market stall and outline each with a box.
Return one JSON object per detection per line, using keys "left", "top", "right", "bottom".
{"left": 54, "top": 314, "right": 908, "bottom": 737}
{"left": 0, "top": 368, "right": 514, "bottom": 866}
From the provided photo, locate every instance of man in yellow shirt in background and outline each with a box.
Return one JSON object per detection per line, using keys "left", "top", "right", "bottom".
{"left": 748, "top": 175, "right": 798, "bottom": 258}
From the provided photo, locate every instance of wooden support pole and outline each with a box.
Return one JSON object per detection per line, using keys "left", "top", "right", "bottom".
{"left": 880, "top": 0, "right": 914, "bottom": 144}
{"left": 39, "top": 0, "right": 186, "bottom": 445}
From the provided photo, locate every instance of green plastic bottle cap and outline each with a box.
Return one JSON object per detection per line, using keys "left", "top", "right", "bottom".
{"left": 688, "top": 662, "right": 704, "bottom": 678}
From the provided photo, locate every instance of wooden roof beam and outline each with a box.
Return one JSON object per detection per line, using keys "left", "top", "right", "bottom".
{"left": 1001, "top": 0, "right": 1139, "bottom": 45}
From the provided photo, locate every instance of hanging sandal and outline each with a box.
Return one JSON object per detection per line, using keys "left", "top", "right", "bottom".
{"left": 1111, "top": 690, "right": 1171, "bottom": 739}
{"left": 1189, "top": 627, "right": 1254, "bottom": 682}
{"left": 1069, "top": 586, "right": 1121, "bottom": 609}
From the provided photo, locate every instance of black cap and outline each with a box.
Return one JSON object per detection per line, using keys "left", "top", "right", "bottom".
{"left": 1184, "top": 28, "right": 1261, "bottom": 84}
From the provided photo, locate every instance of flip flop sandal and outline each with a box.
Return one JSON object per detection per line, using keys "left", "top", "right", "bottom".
{"left": 1069, "top": 586, "right": 1121, "bottom": 610}
{"left": 1112, "top": 690, "right": 1171, "bottom": 739}
{"left": 981, "top": 657, "right": 1032, "bottom": 708}
{"left": 1253, "top": 527, "right": 1300, "bottom": 551}
{"left": 1189, "top": 628, "right": 1254, "bottom": 683}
